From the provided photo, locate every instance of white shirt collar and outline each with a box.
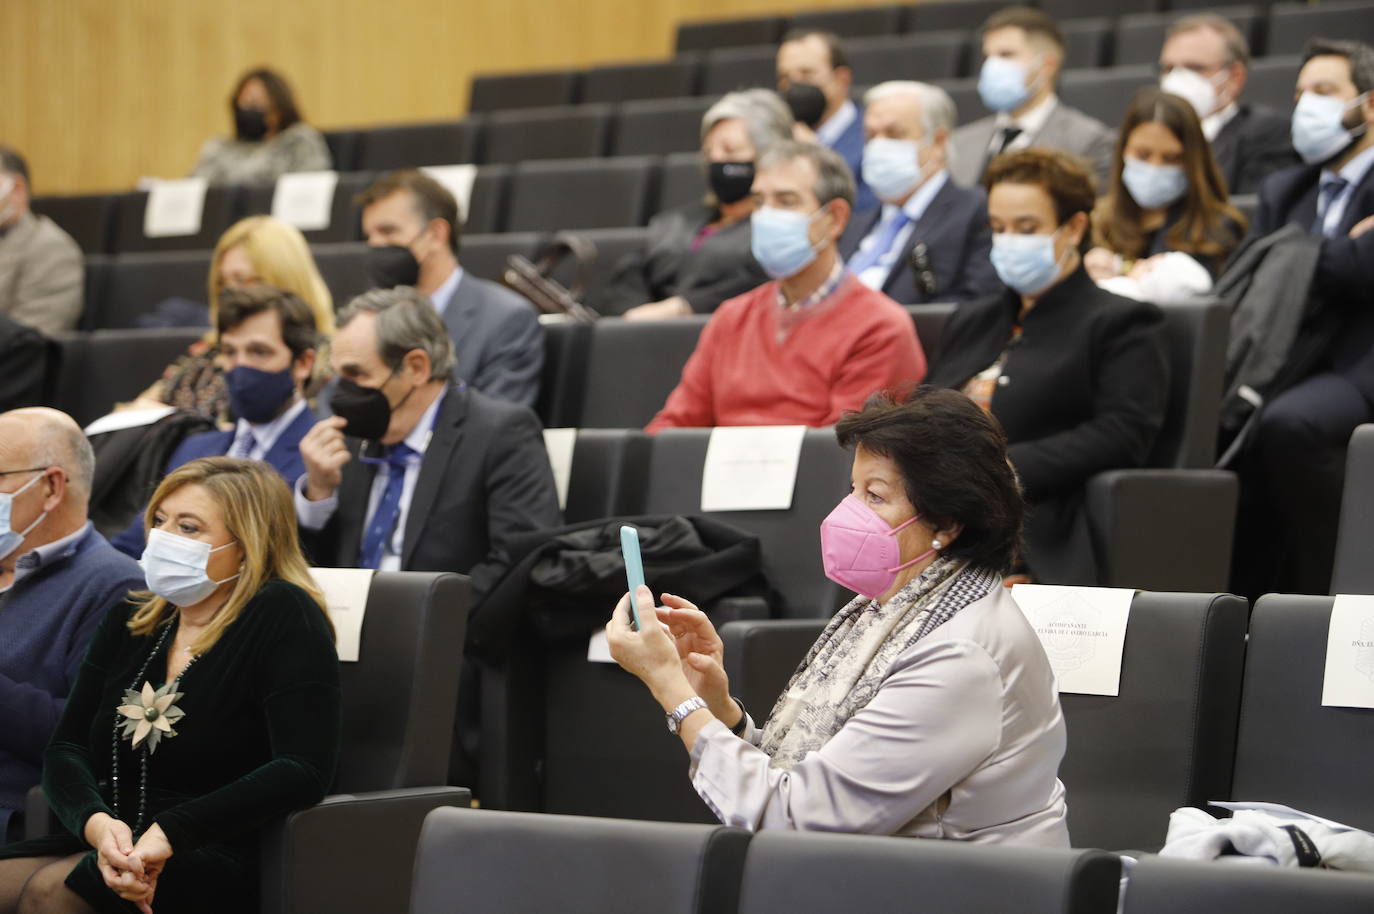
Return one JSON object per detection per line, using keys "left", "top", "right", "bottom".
{"left": 817, "top": 99, "right": 859, "bottom": 148}
{"left": 428, "top": 266, "right": 464, "bottom": 318}
{"left": 1329, "top": 141, "right": 1374, "bottom": 187}
{"left": 403, "top": 385, "right": 447, "bottom": 456}
{"left": 1201, "top": 101, "right": 1239, "bottom": 142}
{"left": 994, "top": 94, "right": 1058, "bottom": 136}
{"left": 900, "top": 169, "right": 949, "bottom": 222}
{"left": 235, "top": 397, "right": 307, "bottom": 458}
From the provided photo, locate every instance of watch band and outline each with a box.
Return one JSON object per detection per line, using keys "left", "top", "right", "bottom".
{"left": 729, "top": 697, "right": 748, "bottom": 736}
{"left": 666, "top": 696, "right": 708, "bottom": 734}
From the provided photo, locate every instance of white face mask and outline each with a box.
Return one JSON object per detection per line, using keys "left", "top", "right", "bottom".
{"left": 1160, "top": 67, "right": 1229, "bottom": 120}
{"left": 139, "top": 528, "right": 240, "bottom": 607}
{"left": 1291, "top": 91, "right": 1370, "bottom": 165}
{"left": 0, "top": 472, "right": 47, "bottom": 561}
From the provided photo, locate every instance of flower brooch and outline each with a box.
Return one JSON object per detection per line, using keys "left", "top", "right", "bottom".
{"left": 117, "top": 682, "right": 186, "bottom": 753}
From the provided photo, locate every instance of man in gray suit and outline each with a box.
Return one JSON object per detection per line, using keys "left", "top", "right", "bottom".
{"left": 948, "top": 6, "right": 1115, "bottom": 191}
{"left": 358, "top": 170, "right": 542, "bottom": 407}
{"left": 0, "top": 147, "right": 83, "bottom": 337}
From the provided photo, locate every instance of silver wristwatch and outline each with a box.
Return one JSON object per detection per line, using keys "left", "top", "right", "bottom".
{"left": 666, "top": 696, "right": 708, "bottom": 734}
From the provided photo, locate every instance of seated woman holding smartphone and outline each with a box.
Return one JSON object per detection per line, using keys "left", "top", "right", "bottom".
{"left": 607, "top": 387, "right": 1069, "bottom": 843}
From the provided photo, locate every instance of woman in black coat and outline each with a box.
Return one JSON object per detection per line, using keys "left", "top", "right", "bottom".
{"left": 927, "top": 148, "right": 1171, "bottom": 583}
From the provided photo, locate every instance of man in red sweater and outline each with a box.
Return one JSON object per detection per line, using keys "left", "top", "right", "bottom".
{"left": 647, "top": 140, "right": 926, "bottom": 432}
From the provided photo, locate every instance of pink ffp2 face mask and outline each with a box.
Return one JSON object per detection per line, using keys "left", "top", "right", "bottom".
{"left": 818, "top": 494, "right": 936, "bottom": 600}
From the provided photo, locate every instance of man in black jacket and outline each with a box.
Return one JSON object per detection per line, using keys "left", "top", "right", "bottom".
{"left": 1158, "top": 13, "right": 1299, "bottom": 195}
{"left": 295, "top": 286, "right": 560, "bottom": 608}
{"left": 1233, "top": 38, "right": 1374, "bottom": 598}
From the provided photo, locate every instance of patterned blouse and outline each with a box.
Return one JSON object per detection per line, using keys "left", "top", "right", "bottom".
{"left": 190, "top": 122, "right": 332, "bottom": 187}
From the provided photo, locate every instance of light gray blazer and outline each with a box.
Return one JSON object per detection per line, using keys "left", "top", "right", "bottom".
{"left": 0, "top": 212, "right": 83, "bottom": 336}
{"left": 948, "top": 102, "right": 1117, "bottom": 192}
{"left": 442, "top": 271, "right": 544, "bottom": 408}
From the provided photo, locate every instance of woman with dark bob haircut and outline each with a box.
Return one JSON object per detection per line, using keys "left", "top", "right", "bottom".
{"left": 190, "top": 67, "right": 331, "bottom": 186}
{"left": 606, "top": 387, "right": 1069, "bottom": 844}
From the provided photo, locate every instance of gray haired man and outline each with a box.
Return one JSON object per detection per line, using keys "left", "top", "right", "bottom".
{"left": 296, "top": 286, "right": 560, "bottom": 603}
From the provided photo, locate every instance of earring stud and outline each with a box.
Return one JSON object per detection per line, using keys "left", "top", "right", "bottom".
{"left": 931, "top": 539, "right": 942, "bottom": 550}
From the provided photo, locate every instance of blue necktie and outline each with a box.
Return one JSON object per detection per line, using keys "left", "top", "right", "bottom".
{"left": 1316, "top": 176, "right": 1350, "bottom": 238}
{"left": 229, "top": 430, "right": 256, "bottom": 459}
{"left": 849, "top": 208, "right": 912, "bottom": 277}
{"left": 359, "top": 442, "right": 416, "bottom": 570}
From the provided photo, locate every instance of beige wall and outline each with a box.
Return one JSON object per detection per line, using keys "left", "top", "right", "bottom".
{"left": 1, "top": 0, "right": 891, "bottom": 195}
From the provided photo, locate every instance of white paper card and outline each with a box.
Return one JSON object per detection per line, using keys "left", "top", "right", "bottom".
{"left": 1321, "top": 594, "right": 1374, "bottom": 709}
{"left": 422, "top": 164, "right": 478, "bottom": 223}
{"left": 700, "top": 425, "right": 806, "bottom": 512}
{"left": 1011, "top": 584, "right": 1134, "bottom": 696}
{"left": 587, "top": 630, "right": 615, "bottom": 663}
{"left": 271, "top": 170, "right": 339, "bottom": 231}
{"left": 309, "top": 567, "right": 373, "bottom": 662}
{"left": 542, "top": 427, "right": 577, "bottom": 512}
{"left": 83, "top": 406, "right": 177, "bottom": 437}
{"left": 143, "top": 178, "right": 208, "bottom": 238}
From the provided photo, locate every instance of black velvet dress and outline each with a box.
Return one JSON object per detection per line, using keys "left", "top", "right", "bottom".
{"left": 0, "top": 580, "right": 340, "bottom": 913}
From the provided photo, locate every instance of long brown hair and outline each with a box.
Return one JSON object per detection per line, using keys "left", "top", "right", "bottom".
{"left": 230, "top": 67, "right": 304, "bottom": 132}
{"left": 1093, "top": 88, "right": 1245, "bottom": 261}
{"left": 128, "top": 458, "right": 333, "bottom": 654}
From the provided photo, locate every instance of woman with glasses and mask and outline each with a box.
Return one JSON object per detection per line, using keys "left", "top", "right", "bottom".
{"left": 608, "top": 387, "right": 1069, "bottom": 843}
{"left": 0, "top": 458, "right": 340, "bottom": 914}
{"left": 190, "top": 68, "right": 331, "bottom": 187}
{"left": 597, "top": 90, "right": 794, "bottom": 319}
{"left": 1085, "top": 88, "right": 1246, "bottom": 301}
{"left": 927, "top": 148, "right": 1170, "bottom": 585}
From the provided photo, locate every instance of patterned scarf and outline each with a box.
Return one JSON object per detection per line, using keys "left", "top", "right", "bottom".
{"left": 758, "top": 556, "right": 1000, "bottom": 769}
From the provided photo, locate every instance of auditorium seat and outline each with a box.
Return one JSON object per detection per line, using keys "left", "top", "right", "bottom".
{"left": 1229, "top": 193, "right": 1258, "bottom": 227}
{"left": 237, "top": 170, "right": 375, "bottom": 244}
{"left": 409, "top": 808, "right": 751, "bottom": 914}
{"left": 700, "top": 45, "right": 778, "bottom": 97}
{"left": 1266, "top": 0, "right": 1374, "bottom": 58}
{"left": 1060, "top": 17, "right": 1114, "bottom": 70}
{"left": 559, "top": 428, "right": 653, "bottom": 523}
{"left": 611, "top": 97, "right": 714, "bottom": 157}
{"left": 110, "top": 186, "right": 240, "bottom": 254}
{"left": 47, "top": 328, "right": 208, "bottom": 427}
{"left": 578, "top": 315, "right": 706, "bottom": 427}
{"left": 1244, "top": 56, "right": 1303, "bottom": 115}
{"left": 655, "top": 151, "right": 708, "bottom": 215}
{"left": 321, "top": 129, "right": 362, "bottom": 173}
{"left": 581, "top": 57, "right": 702, "bottom": 104}
{"left": 1039, "top": 0, "right": 1159, "bottom": 17}
{"left": 505, "top": 157, "right": 658, "bottom": 233}
{"left": 676, "top": 15, "right": 784, "bottom": 53}
{"left": 31, "top": 192, "right": 118, "bottom": 255}
{"left": 546, "top": 225, "right": 654, "bottom": 311}
{"left": 355, "top": 120, "right": 481, "bottom": 170}
{"left": 457, "top": 231, "right": 543, "bottom": 285}
{"left": 789, "top": 5, "right": 906, "bottom": 39}
{"left": 847, "top": 32, "right": 971, "bottom": 85}
{"left": 90, "top": 250, "right": 212, "bottom": 330}
{"left": 1122, "top": 856, "right": 1374, "bottom": 914}
{"left": 1331, "top": 424, "right": 1374, "bottom": 595}
{"left": 534, "top": 317, "right": 592, "bottom": 429}
{"left": 1231, "top": 594, "right": 1374, "bottom": 832}
{"left": 932, "top": 76, "right": 984, "bottom": 126}
{"left": 904, "top": 0, "right": 1007, "bottom": 32}
{"left": 905, "top": 303, "right": 957, "bottom": 365}
{"left": 1114, "top": 7, "right": 1265, "bottom": 68}
{"left": 468, "top": 69, "right": 580, "bottom": 112}
{"left": 738, "top": 832, "right": 1121, "bottom": 914}
{"left": 464, "top": 164, "right": 511, "bottom": 235}
{"left": 78, "top": 256, "right": 110, "bottom": 331}
{"left": 1058, "top": 64, "right": 1156, "bottom": 128}
{"left": 309, "top": 242, "right": 374, "bottom": 310}
{"left": 482, "top": 105, "right": 613, "bottom": 164}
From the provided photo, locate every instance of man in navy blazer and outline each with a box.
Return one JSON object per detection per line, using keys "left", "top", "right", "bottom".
{"left": 111, "top": 286, "right": 320, "bottom": 557}
{"left": 839, "top": 82, "right": 1000, "bottom": 305}
{"left": 777, "top": 30, "right": 875, "bottom": 211}
{"left": 1233, "top": 38, "right": 1374, "bottom": 597}
{"left": 358, "top": 170, "right": 542, "bottom": 407}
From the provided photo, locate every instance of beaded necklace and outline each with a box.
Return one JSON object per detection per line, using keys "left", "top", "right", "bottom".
{"left": 109, "top": 619, "right": 201, "bottom": 833}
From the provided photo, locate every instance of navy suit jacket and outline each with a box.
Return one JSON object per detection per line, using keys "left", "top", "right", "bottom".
{"left": 443, "top": 271, "right": 543, "bottom": 408}
{"left": 826, "top": 109, "right": 876, "bottom": 212}
{"left": 838, "top": 178, "right": 1000, "bottom": 305}
{"left": 110, "top": 404, "right": 317, "bottom": 557}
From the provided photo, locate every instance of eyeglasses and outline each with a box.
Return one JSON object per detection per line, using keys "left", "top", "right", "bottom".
{"left": 0, "top": 467, "right": 46, "bottom": 476}
{"left": 910, "top": 242, "right": 938, "bottom": 298}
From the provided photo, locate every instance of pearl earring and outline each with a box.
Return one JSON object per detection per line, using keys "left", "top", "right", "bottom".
{"left": 931, "top": 539, "right": 942, "bottom": 550}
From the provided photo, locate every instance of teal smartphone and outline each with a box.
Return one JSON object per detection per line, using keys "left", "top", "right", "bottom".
{"left": 621, "top": 525, "right": 646, "bottom": 631}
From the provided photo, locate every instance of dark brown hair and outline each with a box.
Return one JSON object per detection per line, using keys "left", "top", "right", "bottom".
{"left": 1093, "top": 88, "right": 1245, "bottom": 261}
{"left": 779, "top": 29, "right": 851, "bottom": 71}
{"left": 835, "top": 386, "right": 1024, "bottom": 573}
{"left": 216, "top": 285, "right": 319, "bottom": 359}
{"left": 985, "top": 147, "right": 1097, "bottom": 251}
{"left": 0, "top": 146, "right": 30, "bottom": 186}
{"left": 982, "top": 6, "right": 1064, "bottom": 55}
{"left": 356, "top": 169, "right": 461, "bottom": 255}
{"left": 230, "top": 67, "right": 304, "bottom": 132}
{"left": 1303, "top": 38, "right": 1374, "bottom": 95}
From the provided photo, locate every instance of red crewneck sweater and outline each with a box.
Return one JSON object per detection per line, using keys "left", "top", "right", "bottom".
{"left": 647, "top": 274, "right": 927, "bottom": 431}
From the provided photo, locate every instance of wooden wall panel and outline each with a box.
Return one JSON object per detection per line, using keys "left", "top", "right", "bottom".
{"left": 0, "top": 0, "right": 894, "bottom": 194}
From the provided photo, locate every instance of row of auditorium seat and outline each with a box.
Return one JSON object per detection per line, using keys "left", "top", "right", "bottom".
{"left": 470, "top": 0, "right": 1354, "bottom": 110}
{"left": 411, "top": 806, "right": 1374, "bottom": 914}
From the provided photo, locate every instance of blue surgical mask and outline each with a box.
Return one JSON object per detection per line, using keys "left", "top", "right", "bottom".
{"left": 1122, "top": 158, "right": 1189, "bottom": 210}
{"left": 978, "top": 56, "right": 1033, "bottom": 113}
{"left": 990, "top": 229, "right": 1066, "bottom": 296}
{"left": 1291, "top": 91, "right": 1369, "bottom": 165}
{"left": 140, "top": 528, "right": 240, "bottom": 607}
{"left": 750, "top": 205, "right": 829, "bottom": 279}
{"left": 862, "top": 137, "right": 929, "bottom": 202}
{"left": 0, "top": 472, "right": 46, "bottom": 561}
{"left": 225, "top": 364, "right": 298, "bottom": 425}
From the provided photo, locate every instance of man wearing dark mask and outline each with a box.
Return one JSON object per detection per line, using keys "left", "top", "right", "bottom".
{"left": 295, "top": 286, "right": 559, "bottom": 604}
{"left": 110, "top": 285, "right": 321, "bottom": 558}
{"left": 356, "top": 170, "right": 542, "bottom": 406}
{"left": 776, "top": 30, "right": 875, "bottom": 210}
{"left": 190, "top": 67, "right": 331, "bottom": 186}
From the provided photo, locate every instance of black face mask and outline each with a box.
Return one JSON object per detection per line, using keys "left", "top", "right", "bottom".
{"left": 708, "top": 161, "right": 756, "bottom": 204}
{"left": 234, "top": 106, "right": 269, "bottom": 142}
{"left": 783, "top": 83, "right": 828, "bottom": 129}
{"left": 329, "top": 377, "right": 395, "bottom": 441}
{"left": 366, "top": 244, "right": 421, "bottom": 290}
